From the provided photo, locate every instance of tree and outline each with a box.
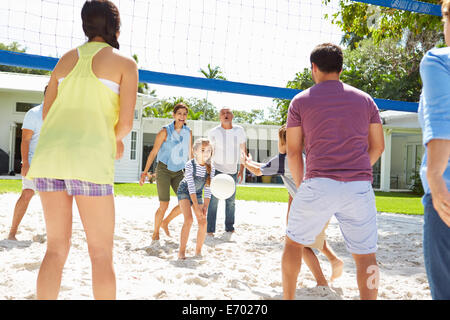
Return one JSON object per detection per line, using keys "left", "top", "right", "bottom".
{"left": 321, "top": 0, "right": 444, "bottom": 103}
{"left": 186, "top": 97, "right": 219, "bottom": 121}
{"left": 323, "top": 0, "right": 443, "bottom": 51}
{"left": 143, "top": 96, "right": 219, "bottom": 121}
{"left": 199, "top": 64, "right": 227, "bottom": 80}
{"left": 232, "top": 109, "right": 265, "bottom": 125}
{"left": 143, "top": 97, "right": 178, "bottom": 118}
{"left": 340, "top": 38, "right": 421, "bottom": 102}
{"left": 267, "top": 1, "right": 443, "bottom": 125}
{"left": 199, "top": 63, "right": 227, "bottom": 120}
{"left": 269, "top": 68, "right": 314, "bottom": 124}
{"left": 0, "top": 42, "right": 50, "bottom": 75}
{"left": 269, "top": 37, "right": 423, "bottom": 124}
{"left": 132, "top": 54, "right": 157, "bottom": 96}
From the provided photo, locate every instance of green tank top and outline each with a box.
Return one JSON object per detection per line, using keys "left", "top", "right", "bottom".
{"left": 27, "top": 42, "right": 120, "bottom": 185}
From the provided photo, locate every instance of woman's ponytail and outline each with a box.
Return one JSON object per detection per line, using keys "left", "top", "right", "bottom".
{"left": 81, "top": 0, "right": 121, "bottom": 49}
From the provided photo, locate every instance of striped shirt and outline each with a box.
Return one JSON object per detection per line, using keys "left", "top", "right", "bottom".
{"left": 184, "top": 159, "right": 215, "bottom": 198}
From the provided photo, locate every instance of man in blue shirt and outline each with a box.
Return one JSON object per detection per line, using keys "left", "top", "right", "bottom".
{"left": 418, "top": 0, "right": 450, "bottom": 300}
{"left": 7, "top": 94, "right": 44, "bottom": 240}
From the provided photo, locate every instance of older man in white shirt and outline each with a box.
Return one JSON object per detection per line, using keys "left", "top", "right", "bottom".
{"left": 207, "top": 108, "right": 247, "bottom": 236}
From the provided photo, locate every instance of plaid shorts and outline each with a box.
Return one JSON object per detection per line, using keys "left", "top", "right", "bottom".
{"left": 34, "top": 178, "right": 113, "bottom": 196}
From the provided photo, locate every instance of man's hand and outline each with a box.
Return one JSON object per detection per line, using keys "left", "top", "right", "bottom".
{"left": 426, "top": 139, "right": 450, "bottom": 227}
{"left": 241, "top": 151, "right": 252, "bottom": 164}
{"left": 431, "top": 190, "right": 450, "bottom": 227}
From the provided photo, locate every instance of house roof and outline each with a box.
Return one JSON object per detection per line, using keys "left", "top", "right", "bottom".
{"left": 380, "top": 110, "right": 420, "bottom": 130}
{"left": 0, "top": 72, "right": 49, "bottom": 93}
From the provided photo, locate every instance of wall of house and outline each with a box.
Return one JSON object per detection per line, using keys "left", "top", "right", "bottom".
{"left": 0, "top": 90, "right": 44, "bottom": 173}
{"left": 114, "top": 96, "right": 143, "bottom": 183}
{"left": 114, "top": 125, "right": 142, "bottom": 182}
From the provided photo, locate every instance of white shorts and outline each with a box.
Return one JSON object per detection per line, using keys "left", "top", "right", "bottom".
{"left": 286, "top": 177, "right": 378, "bottom": 255}
{"left": 22, "top": 176, "right": 36, "bottom": 192}
{"left": 281, "top": 175, "right": 297, "bottom": 198}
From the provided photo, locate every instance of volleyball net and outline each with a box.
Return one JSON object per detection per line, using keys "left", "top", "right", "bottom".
{"left": 0, "top": 0, "right": 443, "bottom": 112}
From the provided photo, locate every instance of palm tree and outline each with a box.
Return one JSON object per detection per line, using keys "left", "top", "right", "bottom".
{"left": 199, "top": 64, "right": 226, "bottom": 120}
{"left": 199, "top": 63, "right": 227, "bottom": 80}
{"left": 144, "top": 97, "right": 186, "bottom": 119}
{"left": 132, "top": 54, "right": 158, "bottom": 96}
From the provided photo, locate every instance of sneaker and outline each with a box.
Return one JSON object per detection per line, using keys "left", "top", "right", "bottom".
{"left": 204, "top": 234, "right": 215, "bottom": 245}
{"left": 150, "top": 239, "right": 161, "bottom": 247}
{"left": 222, "top": 231, "right": 234, "bottom": 242}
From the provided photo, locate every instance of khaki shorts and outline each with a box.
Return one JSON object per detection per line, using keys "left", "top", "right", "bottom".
{"left": 306, "top": 220, "right": 329, "bottom": 250}
{"left": 156, "top": 161, "right": 184, "bottom": 202}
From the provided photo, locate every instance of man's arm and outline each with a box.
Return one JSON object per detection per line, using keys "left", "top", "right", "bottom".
{"left": 20, "top": 129, "right": 33, "bottom": 176}
{"left": 368, "top": 123, "right": 385, "bottom": 166}
{"left": 426, "top": 139, "right": 450, "bottom": 227}
{"left": 286, "top": 126, "right": 304, "bottom": 188}
{"left": 243, "top": 159, "right": 262, "bottom": 176}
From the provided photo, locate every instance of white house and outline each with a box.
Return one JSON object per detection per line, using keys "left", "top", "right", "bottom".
{"left": 0, "top": 72, "right": 153, "bottom": 183}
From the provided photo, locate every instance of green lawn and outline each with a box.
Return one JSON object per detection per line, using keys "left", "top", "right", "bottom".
{"left": 0, "top": 179, "right": 424, "bottom": 215}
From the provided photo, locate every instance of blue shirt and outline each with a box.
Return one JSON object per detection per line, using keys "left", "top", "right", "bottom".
{"left": 156, "top": 121, "right": 191, "bottom": 172}
{"left": 22, "top": 104, "right": 43, "bottom": 164}
{"left": 418, "top": 47, "right": 450, "bottom": 194}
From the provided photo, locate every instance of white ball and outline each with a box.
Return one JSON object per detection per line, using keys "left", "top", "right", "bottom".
{"left": 210, "top": 174, "right": 236, "bottom": 200}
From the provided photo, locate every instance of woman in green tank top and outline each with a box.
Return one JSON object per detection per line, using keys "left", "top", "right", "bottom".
{"left": 29, "top": 0, "right": 138, "bottom": 300}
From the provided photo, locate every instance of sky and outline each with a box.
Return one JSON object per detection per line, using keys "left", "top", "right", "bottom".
{"left": 0, "top": 0, "right": 343, "bottom": 113}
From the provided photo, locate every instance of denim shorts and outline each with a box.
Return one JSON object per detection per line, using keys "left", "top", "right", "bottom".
{"left": 177, "top": 180, "right": 204, "bottom": 205}
{"left": 34, "top": 178, "right": 113, "bottom": 196}
{"left": 287, "top": 177, "right": 378, "bottom": 255}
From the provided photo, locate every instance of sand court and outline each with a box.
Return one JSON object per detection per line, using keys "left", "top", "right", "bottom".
{"left": 0, "top": 193, "right": 430, "bottom": 300}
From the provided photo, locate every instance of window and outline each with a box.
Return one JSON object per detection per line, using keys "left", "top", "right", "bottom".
{"left": 16, "top": 102, "right": 39, "bottom": 113}
{"left": 405, "top": 143, "right": 424, "bottom": 186}
{"left": 130, "top": 131, "right": 137, "bottom": 160}
{"left": 134, "top": 109, "right": 139, "bottom": 120}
